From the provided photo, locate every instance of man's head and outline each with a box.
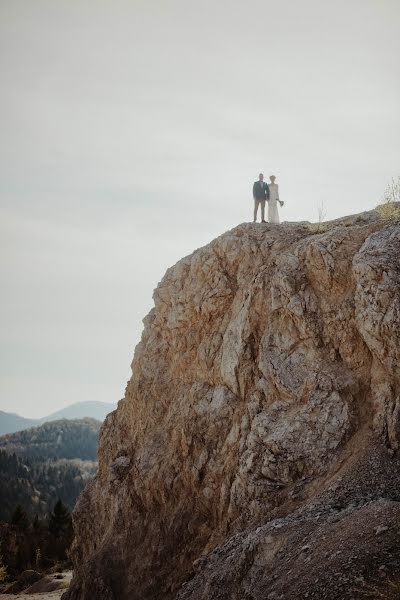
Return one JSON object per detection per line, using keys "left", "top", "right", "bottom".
{"left": 259, "top": 173, "right": 264, "bottom": 182}
{"left": 269, "top": 175, "right": 276, "bottom": 183}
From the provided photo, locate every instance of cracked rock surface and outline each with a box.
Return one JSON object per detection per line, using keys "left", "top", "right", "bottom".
{"left": 63, "top": 210, "right": 400, "bottom": 600}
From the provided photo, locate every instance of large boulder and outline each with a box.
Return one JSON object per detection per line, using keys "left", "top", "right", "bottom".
{"left": 4, "top": 569, "right": 42, "bottom": 594}
{"left": 64, "top": 211, "right": 400, "bottom": 600}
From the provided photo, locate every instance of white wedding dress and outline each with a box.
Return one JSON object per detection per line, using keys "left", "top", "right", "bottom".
{"left": 268, "top": 183, "right": 280, "bottom": 224}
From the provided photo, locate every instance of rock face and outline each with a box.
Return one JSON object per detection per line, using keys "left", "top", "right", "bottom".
{"left": 64, "top": 211, "right": 400, "bottom": 600}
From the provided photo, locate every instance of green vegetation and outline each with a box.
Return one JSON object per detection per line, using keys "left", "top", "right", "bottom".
{"left": 0, "top": 417, "right": 101, "bottom": 460}
{"left": 0, "top": 500, "right": 73, "bottom": 580}
{"left": 0, "top": 419, "right": 100, "bottom": 521}
{"left": 49, "top": 499, "right": 73, "bottom": 539}
{"left": 0, "top": 418, "right": 100, "bottom": 581}
{"left": 48, "top": 500, "right": 74, "bottom": 561}
{"left": 11, "top": 504, "right": 30, "bottom": 529}
{"left": 0, "top": 449, "right": 95, "bottom": 521}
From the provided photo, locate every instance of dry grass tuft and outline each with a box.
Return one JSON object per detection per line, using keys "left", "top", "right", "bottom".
{"left": 308, "top": 222, "right": 330, "bottom": 233}
{"left": 376, "top": 201, "right": 400, "bottom": 220}
{"left": 377, "top": 176, "right": 400, "bottom": 220}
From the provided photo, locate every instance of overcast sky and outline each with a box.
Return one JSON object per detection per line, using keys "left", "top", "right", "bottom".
{"left": 1, "top": 0, "right": 399, "bottom": 418}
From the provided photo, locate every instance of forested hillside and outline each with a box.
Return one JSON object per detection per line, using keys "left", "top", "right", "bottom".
{"left": 0, "top": 418, "right": 101, "bottom": 460}
{"left": 0, "top": 451, "right": 95, "bottom": 521}
{"left": 0, "top": 419, "right": 100, "bottom": 522}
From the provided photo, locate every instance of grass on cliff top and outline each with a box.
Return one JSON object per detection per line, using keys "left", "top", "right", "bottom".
{"left": 308, "top": 177, "right": 400, "bottom": 234}
{"left": 376, "top": 200, "right": 400, "bottom": 220}
{"left": 376, "top": 176, "right": 400, "bottom": 220}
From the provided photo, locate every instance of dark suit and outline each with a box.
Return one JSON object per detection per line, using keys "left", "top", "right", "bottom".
{"left": 253, "top": 180, "right": 269, "bottom": 222}
{"left": 253, "top": 180, "right": 270, "bottom": 200}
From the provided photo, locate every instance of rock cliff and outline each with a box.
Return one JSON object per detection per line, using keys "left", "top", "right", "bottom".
{"left": 64, "top": 209, "right": 400, "bottom": 600}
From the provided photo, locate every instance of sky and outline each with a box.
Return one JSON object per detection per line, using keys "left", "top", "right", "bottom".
{"left": 1, "top": 0, "right": 399, "bottom": 418}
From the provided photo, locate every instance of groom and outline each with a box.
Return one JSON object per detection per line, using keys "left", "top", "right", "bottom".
{"left": 253, "top": 173, "right": 269, "bottom": 223}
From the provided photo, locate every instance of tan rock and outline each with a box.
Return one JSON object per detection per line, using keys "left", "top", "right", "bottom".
{"left": 64, "top": 209, "right": 400, "bottom": 600}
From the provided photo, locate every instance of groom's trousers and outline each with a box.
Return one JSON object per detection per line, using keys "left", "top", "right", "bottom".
{"left": 253, "top": 198, "right": 266, "bottom": 222}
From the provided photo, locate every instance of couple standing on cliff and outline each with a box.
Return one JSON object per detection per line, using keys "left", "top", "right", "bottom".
{"left": 253, "top": 173, "right": 284, "bottom": 224}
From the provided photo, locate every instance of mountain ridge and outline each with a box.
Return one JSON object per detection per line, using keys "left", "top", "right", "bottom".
{"left": 0, "top": 401, "right": 117, "bottom": 435}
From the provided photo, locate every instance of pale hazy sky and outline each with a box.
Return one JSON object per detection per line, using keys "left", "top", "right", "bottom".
{"left": 1, "top": 0, "right": 399, "bottom": 418}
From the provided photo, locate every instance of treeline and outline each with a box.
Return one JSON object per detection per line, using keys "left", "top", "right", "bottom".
{"left": 0, "top": 501, "right": 73, "bottom": 581}
{"left": 0, "top": 418, "right": 101, "bottom": 461}
{"left": 0, "top": 417, "right": 101, "bottom": 582}
{"left": 0, "top": 418, "right": 100, "bottom": 521}
{"left": 0, "top": 450, "right": 96, "bottom": 522}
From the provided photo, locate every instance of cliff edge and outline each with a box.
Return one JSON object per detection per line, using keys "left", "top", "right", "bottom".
{"left": 64, "top": 209, "right": 400, "bottom": 600}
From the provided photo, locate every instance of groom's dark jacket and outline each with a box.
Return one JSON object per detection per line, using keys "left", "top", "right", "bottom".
{"left": 253, "top": 180, "right": 270, "bottom": 200}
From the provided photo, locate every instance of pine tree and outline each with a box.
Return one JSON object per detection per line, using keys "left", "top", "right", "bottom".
{"left": 47, "top": 499, "right": 73, "bottom": 561}
{"left": 10, "top": 504, "right": 30, "bottom": 530}
{"left": 48, "top": 500, "right": 72, "bottom": 540}
{"left": 33, "top": 514, "right": 41, "bottom": 532}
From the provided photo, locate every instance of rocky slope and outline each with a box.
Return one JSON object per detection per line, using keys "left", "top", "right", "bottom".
{"left": 64, "top": 209, "right": 400, "bottom": 600}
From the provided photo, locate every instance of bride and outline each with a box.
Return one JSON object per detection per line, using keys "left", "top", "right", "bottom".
{"left": 267, "top": 175, "right": 283, "bottom": 224}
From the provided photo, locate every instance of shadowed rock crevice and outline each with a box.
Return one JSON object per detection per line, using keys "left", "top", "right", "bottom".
{"left": 63, "top": 210, "right": 400, "bottom": 600}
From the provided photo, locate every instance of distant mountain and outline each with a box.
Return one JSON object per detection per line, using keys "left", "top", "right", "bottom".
{"left": 0, "top": 418, "right": 101, "bottom": 521}
{"left": 38, "top": 401, "right": 116, "bottom": 424}
{"left": 0, "top": 411, "right": 37, "bottom": 436}
{"left": 0, "top": 401, "right": 116, "bottom": 435}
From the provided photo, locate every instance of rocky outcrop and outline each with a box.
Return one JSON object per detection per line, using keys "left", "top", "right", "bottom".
{"left": 64, "top": 210, "right": 400, "bottom": 600}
